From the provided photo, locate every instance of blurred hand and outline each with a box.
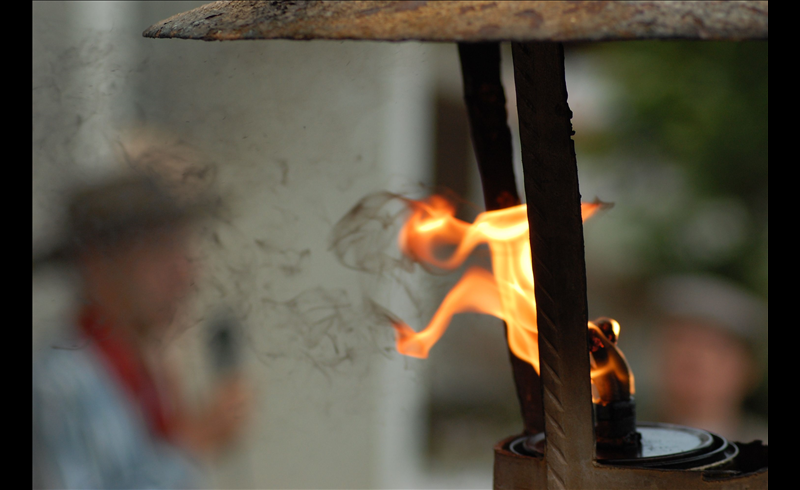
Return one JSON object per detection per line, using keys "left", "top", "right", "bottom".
{"left": 174, "top": 374, "right": 254, "bottom": 460}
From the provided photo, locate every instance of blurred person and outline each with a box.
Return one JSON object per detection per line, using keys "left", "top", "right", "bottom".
{"left": 33, "top": 174, "right": 251, "bottom": 489}
{"left": 650, "top": 274, "right": 767, "bottom": 443}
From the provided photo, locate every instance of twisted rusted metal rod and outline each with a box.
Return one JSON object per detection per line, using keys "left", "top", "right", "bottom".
{"left": 513, "top": 42, "right": 595, "bottom": 490}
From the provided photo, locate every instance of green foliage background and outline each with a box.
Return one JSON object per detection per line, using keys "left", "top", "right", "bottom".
{"left": 577, "top": 41, "right": 768, "bottom": 419}
{"left": 586, "top": 41, "right": 767, "bottom": 295}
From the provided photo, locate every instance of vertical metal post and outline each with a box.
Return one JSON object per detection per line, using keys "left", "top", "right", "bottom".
{"left": 458, "top": 42, "right": 544, "bottom": 436}
{"left": 512, "top": 42, "right": 595, "bottom": 490}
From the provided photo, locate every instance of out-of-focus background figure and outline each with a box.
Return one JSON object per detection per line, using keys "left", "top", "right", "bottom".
{"left": 33, "top": 173, "right": 251, "bottom": 489}
{"left": 649, "top": 275, "right": 768, "bottom": 444}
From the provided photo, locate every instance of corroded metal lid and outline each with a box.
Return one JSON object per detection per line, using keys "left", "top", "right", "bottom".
{"left": 143, "top": 1, "right": 768, "bottom": 43}
{"left": 512, "top": 422, "right": 740, "bottom": 471}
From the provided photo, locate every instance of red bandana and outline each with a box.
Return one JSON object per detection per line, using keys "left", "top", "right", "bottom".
{"left": 79, "top": 306, "right": 174, "bottom": 440}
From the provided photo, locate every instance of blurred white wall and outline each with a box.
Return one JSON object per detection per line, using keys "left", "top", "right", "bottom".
{"left": 33, "top": 2, "right": 442, "bottom": 488}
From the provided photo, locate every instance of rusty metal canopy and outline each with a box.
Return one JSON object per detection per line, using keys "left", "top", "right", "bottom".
{"left": 143, "top": 1, "right": 767, "bottom": 43}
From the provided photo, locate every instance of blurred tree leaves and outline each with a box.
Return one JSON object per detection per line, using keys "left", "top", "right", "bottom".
{"left": 580, "top": 41, "right": 768, "bottom": 298}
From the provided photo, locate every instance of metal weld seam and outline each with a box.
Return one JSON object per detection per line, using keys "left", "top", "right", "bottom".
{"left": 533, "top": 254, "right": 554, "bottom": 279}
{"left": 538, "top": 310, "right": 560, "bottom": 343}
{"left": 542, "top": 361, "right": 562, "bottom": 386}
{"left": 540, "top": 332, "right": 558, "bottom": 359}
{"left": 534, "top": 279, "right": 555, "bottom": 304}
{"left": 543, "top": 384, "right": 564, "bottom": 413}
{"left": 545, "top": 412, "right": 567, "bottom": 440}
{"left": 547, "top": 466, "right": 567, "bottom": 490}
{"left": 547, "top": 437, "right": 568, "bottom": 467}
{"left": 538, "top": 305, "right": 557, "bottom": 329}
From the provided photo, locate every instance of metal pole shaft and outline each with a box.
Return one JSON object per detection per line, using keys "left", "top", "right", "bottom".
{"left": 512, "top": 42, "right": 595, "bottom": 490}
{"left": 458, "top": 42, "right": 544, "bottom": 436}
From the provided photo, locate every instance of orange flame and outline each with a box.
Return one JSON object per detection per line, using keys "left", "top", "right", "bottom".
{"left": 391, "top": 195, "right": 633, "bottom": 404}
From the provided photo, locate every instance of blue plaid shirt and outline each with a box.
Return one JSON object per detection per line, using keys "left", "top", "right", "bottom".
{"left": 33, "top": 332, "right": 202, "bottom": 489}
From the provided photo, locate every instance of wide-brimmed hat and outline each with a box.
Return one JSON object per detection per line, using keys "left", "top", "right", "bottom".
{"left": 33, "top": 173, "right": 214, "bottom": 267}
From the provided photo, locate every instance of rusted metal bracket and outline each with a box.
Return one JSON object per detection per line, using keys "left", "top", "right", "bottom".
{"left": 143, "top": 1, "right": 768, "bottom": 42}
{"left": 458, "top": 42, "right": 543, "bottom": 437}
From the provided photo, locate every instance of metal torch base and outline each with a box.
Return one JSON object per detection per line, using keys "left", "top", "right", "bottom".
{"left": 493, "top": 422, "right": 767, "bottom": 489}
